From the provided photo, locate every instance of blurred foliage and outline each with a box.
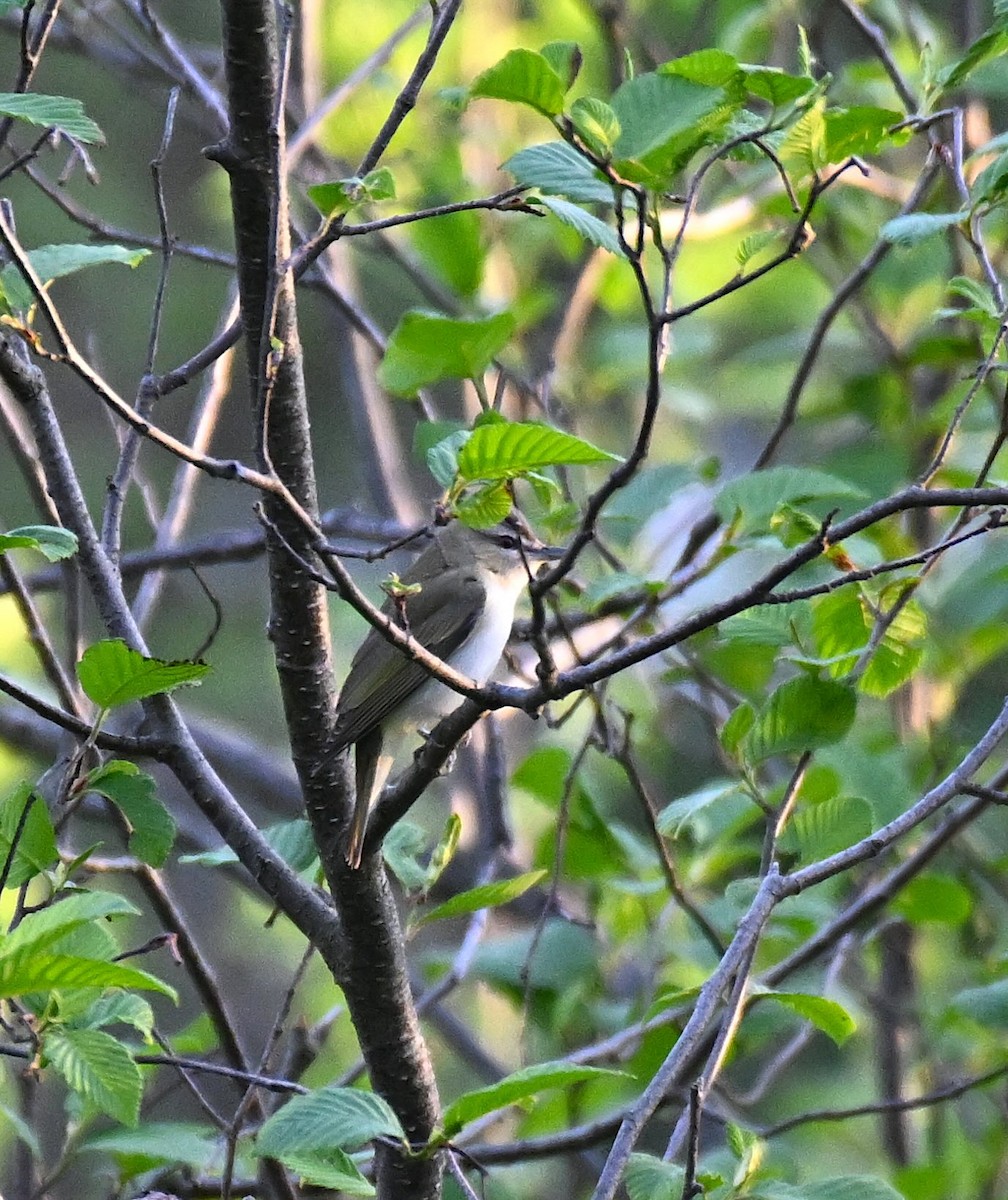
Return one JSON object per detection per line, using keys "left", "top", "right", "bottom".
{"left": 2, "top": 0, "right": 1008, "bottom": 1198}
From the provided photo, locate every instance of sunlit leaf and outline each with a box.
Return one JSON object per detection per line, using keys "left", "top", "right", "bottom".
{"left": 470, "top": 48, "right": 567, "bottom": 117}
{"left": 76, "top": 639, "right": 210, "bottom": 710}
{"left": 0, "top": 92, "right": 103, "bottom": 143}
{"left": 378, "top": 310, "right": 515, "bottom": 397}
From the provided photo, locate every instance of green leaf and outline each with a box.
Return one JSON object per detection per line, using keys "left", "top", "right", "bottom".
{"left": 948, "top": 979, "right": 1008, "bottom": 1029}
{"left": 540, "top": 41, "right": 582, "bottom": 90}
{"left": 881, "top": 211, "right": 965, "bottom": 246}
{"left": 85, "top": 761, "right": 176, "bottom": 867}
{"left": 0, "top": 1100, "right": 40, "bottom": 1155}
{"left": 752, "top": 988, "right": 856, "bottom": 1046}
{"left": 83, "top": 1122, "right": 222, "bottom": 1176}
{"left": 1, "top": 244, "right": 149, "bottom": 315}
{"left": 611, "top": 70, "right": 735, "bottom": 183}
{"left": 744, "top": 677, "right": 857, "bottom": 762}
{"left": 76, "top": 639, "right": 209, "bottom": 710}
{"left": 441, "top": 1061, "right": 625, "bottom": 1138}
{"left": 948, "top": 274, "right": 1001, "bottom": 318}
{"left": 179, "top": 817, "right": 318, "bottom": 872}
{"left": 257, "top": 1086, "right": 404, "bottom": 1161}
{"left": 790, "top": 796, "right": 873, "bottom": 862}
{"left": 417, "top": 870, "right": 546, "bottom": 925}
{"left": 715, "top": 466, "right": 865, "bottom": 532}
{"left": 937, "top": 18, "right": 1008, "bottom": 91}
{"left": 824, "top": 106, "right": 906, "bottom": 160}
{"left": 470, "top": 48, "right": 567, "bottom": 117}
{"left": 664, "top": 48, "right": 741, "bottom": 87}
{"left": 625, "top": 1153, "right": 686, "bottom": 1200}
{"left": 658, "top": 779, "right": 750, "bottom": 838}
{"left": 765, "top": 1178, "right": 907, "bottom": 1200}
{"left": 971, "top": 148, "right": 1008, "bottom": 211}
{"left": 0, "top": 784, "right": 57, "bottom": 888}
{"left": 454, "top": 481, "right": 513, "bottom": 528}
{"left": 535, "top": 195, "right": 624, "bottom": 255}
{"left": 744, "top": 67, "right": 815, "bottom": 106}
{"left": 78, "top": 992, "right": 155, "bottom": 1040}
{"left": 1, "top": 891, "right": 139, "bottom": 956}
{"left": 0, "top": 524, "right": 78, "bottom": 561}
{"left": 45, "top": 1028, "right": 142, "bottom": 1126}
{"left": 893, "top": 873, "right": 973, "bottom": 926}
{"left": 503, "top": 140, "right": 616, "bottom": 204}
{"left": 0, "top": 949, "right": 177, "bottom": 1000}
{"left": 735, "top": 229, "right": 782, "bottom": 269}
{"left": 262, "top": 1147, "right": 373, "bottom": 1193}
{"left": 812, "top": 587, "right": 926, "bottom": 698}
{"left": 570, "top": 96, "right": 621, "bottom": 156}
{"left": 307, "top": 167, "right": 396, "bottom": 216}
{"left": 378, "top": 310, "right": 515, "bottom": 397}
{"left": 456, "top": 420, "right": 620, "bottom": 483}
{"left": 0, "top": 92, "right": 104, "bottom": 144}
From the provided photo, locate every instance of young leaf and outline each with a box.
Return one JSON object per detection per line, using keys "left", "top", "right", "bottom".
{"left": 470, "top": 48, "right": 567, "bottom": 117}
{"left": 823, "top": 106, "right": 906, "bottom": 160}
{"left": 45, "top": 1028, "right": 142, "bottom": 1126}
{"left": 307, "top": 167, "right": 396, "bottom": 216}
{"left": 745, "top": 67, "right": 815, "bottom": 106}
{"left": 570, "top": 96, "right": 621, "bottom": 156}
{"left": 416, "top": 869, "right": 546, "bottom": 925}
{"left": 1, "top": 891, "right": 138, "bottom": 956}
{"left": 1, "top": 244, "right": 149, "bottom": 315}
{"left": 664, "top": 48, "right": 740, "bottom": 87}
{"left": 0, "top": 785, "right": 58, "bottom": 888}
{"left": 611, "top": 70, "right": 735, "bottom": 183}
{"left": 0, "top": 92, "right": 104, "bottom": 144}
{"left": 535, "top": 195, "right": 625, "bottom": 255}
{"left": 880, "top": 211, "right": 965, "bottom": 247}
{"left": 85, "top": 761, "right": 176, "bottom": 867}
{"left": 79, "top": 992, "right": 155, "bottom": 1040}
{"left": 937, "top": 17, "right": 1008, "bottom": 91}
{"left": 789, "top": 795, "right": 873, "bottom": 862}
{"left": 744, "top": 676, "right": 857, "bottom": 761}
{"left": 714, "top": 466, "right": 864, "bottom": 532}
{"left": 440, "top": 1061, "right": 625, "bottom": 1138}
{"left": 378, "top": 310, "right": 515, "bottom": 397}
{"left": 503, "top": 141, "right": 616, "bottom": 204}
{"left": 0, "top": 524, "right": 78, "bottom": 561}
{"left": 180, "top": 818, "right": 318, "bottom": 873}
{"left": 257, "top": 1086, "right": 404, "bottom": 1160}
{"left": 76, "top": 639, "right": 209, "bottom": 711}
{"left": 752, "top": 987, "right": 857, "bottom": 1046}
{"left": 456, "top": 421, "right": 620, "bottom": 483}
{"left": 892, "top": 873, "right": 973, "bottom": 926}
{"left": 82, "top": 1122, "right": 222, "bottom": 1175}
{"left": 625, "top": 1153, "right": 686, "bottom": 1200}
{"left": 539, "top": 41, "right": 582, "bottom": 90}
{"left": 453, "top": 481, "right": 513, "bottom": 528}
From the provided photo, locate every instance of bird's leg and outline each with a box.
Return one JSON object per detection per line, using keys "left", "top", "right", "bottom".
{"left": 416, "top": 728, "right": 473, "bottom": 776}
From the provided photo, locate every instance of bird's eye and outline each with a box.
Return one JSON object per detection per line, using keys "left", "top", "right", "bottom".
{"left": 497, "top": 533, "right": 521, "bottom": 550}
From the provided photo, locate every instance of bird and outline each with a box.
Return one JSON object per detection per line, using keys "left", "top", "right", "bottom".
{"left": 334, "top": 517, "right": 550, "bottom": 868}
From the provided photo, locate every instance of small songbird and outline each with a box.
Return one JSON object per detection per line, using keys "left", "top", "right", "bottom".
{"left": 335, "top": 517, "right": 551, "bottom": 868}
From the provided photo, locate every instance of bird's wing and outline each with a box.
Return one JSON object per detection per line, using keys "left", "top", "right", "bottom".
{"left": 333, "top": 571, "right": 486, "bottom": 749}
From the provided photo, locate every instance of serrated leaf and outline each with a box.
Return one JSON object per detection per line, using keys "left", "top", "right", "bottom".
{"left": 454, "top": 481, "right": 513, "bottom": 528}
{"left": 417, "top": 869, "right": 546, "bottom": 925}
{"left": 881, "top": 211, "right": 965, "bottom": 246}
{"left": 715, "top": 466, "right": 865, "bottom": 532}
{"left": 625, "top": 1153, "right": 686, "bottom": 1200}
{"left": 46, "top": 1028, "right": 142, "bottom": 1126}
{"left": 1, "top": 244, "right": 148, "bottom": 315}
{"left": 744, "top": 676, "right": 856, "bottom": 761}
{"left": 658, "top": 780, "right": 750, "bottom": 838}
{"left": 0, "top": 784, "right": 57, "bottom": 888}
{"left": 735, "top": 229, "right": 781, "bottom": 268}
{"left": 536, "top": 195, "right": 624, "bottom": 255}
{"left": 378, "top": 309, "right": 515, "bottom": 397}
{"left": 570, "top": 96, "right": 621, "bottom": 156}
{"left": 179, "top": 818, "right": 318, "bottom": 873}
{"left": 78, "top": 992, "right": 155, "bottom": 1039}
{"left": 266, "top": 1147, "right": 373, "bottom": 1193}
{"left": 441, "top": 1061, "right": 625, "bottom": 1138}
{"left": 790, "top": 795, "right": 873, "bottom": 862}
{"left": 425, "top": 429, "right": 470, "bottom": 488}
{"left": 85, "top": 761, "right": 176, "bottom": 867}
{"left": 611, "top": 70, "right": 735, "bottom": 183}
{"left": 665, "top": 48, "right": 741, "bottom": 87}
{"left": 823, "top": 106, "right": 905, "bottom": 159}
{"left": 744, "top": 67, "right": 815, "bottom": 106}
{"left": 0, "top": 524, "right": 78, "bottom": 561}
{"left": 76, "top": 639, "right": 209, "bottom": 710}
{"left": 503, "top": 141, "right": 616, "bottom": 204}
{"left": 257, "top": 1086, "right": 404, "bottom": 1159}
{"left": 470, "top": 48, "right": 567, "bottom": 117}
{"left": 0, "top": 949, "right": 176, "bottom": 1000}
{"left": 456, "top": 421, "right": 619, "bottom": 483}
{"left": 948, "top": 274, "right": 1000, "bottom": 317}
{"left": 1, "top": 891, "right": 139, "bottom": 956}
{"left": 753, "top": 988, "right": 856, "bottom": 1046}
{"left": 0, "top": 92, "right": 103, "bottom": 144}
